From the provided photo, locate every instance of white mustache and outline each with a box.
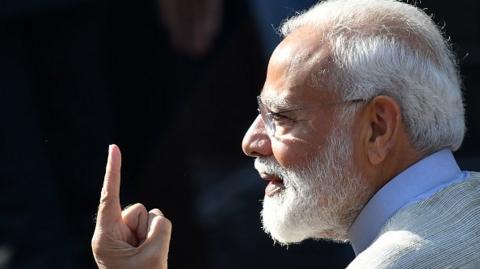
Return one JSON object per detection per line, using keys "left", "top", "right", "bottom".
{"left": 254, "top": 158, "right": 297, "bottom": 190}
{"left": 254, "top": 158, "right": 284, "bottom": 176}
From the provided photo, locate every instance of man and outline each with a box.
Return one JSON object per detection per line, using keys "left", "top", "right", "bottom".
{"left": 91, "top": 0, "right": 480, "bottom": 268}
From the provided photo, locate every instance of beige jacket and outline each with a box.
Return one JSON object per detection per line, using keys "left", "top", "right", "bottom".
{"left": 348, "top": 172, "right": 480, "bottom": 269}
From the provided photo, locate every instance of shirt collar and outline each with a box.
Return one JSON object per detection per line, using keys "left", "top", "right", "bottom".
{"left": 348, "top": 149, "right": 463, "bottom": 255}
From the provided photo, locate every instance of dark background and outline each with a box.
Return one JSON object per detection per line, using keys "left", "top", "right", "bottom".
{"left": 0, "top": 0, "right": 479, "bottom": 268}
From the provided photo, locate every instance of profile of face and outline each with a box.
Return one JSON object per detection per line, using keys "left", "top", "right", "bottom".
{"left": 242, "top": 27, "right": 372, "bottom": 244}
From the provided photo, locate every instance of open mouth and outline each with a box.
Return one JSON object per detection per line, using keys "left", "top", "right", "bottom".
{"left": 260, "top": 173, "right": 285, "bottom": 197}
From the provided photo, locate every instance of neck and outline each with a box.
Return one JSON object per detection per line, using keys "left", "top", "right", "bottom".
{"left": 370, "top": 142, "right": 423, "bottom": 195}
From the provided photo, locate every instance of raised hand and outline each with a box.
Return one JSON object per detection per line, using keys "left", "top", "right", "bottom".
{"left": 92, "top": 145, "right": 172, "bottom": 269}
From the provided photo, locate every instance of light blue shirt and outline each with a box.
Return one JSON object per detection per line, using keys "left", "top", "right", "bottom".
{"left": 348, "top": 149, "right": 469, "bottom": 255}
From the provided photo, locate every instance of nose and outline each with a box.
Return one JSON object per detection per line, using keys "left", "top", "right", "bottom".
{"left": 242, "top": 115, "right": 273, "bottom": 158}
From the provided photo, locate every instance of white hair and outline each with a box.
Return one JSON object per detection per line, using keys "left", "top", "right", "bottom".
{"left": 280, "top": 0, "right": 465, "bottom": 153}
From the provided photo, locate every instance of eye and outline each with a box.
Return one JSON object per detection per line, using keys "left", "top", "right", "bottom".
{"left": 270, "top": 112, "right": 294, "bottom": 123}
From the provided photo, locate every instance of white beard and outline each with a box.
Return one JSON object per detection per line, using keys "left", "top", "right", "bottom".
{"left": 255, "top": 122, "right": 372, "bottom": 245}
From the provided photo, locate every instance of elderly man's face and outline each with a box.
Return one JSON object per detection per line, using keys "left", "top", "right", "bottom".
{"left": 242, "top": 27, "right": 371, "bottom": 244}
{"left": 244, "top": 27, "right": 340, "bottom": 170}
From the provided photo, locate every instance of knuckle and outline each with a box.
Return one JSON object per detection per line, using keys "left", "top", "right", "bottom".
{"left": 136, "top": 203, "right": 146, "bottom": 210}
{"left": 149, "top": 208, "right": 163, "bottom": 216}
{"left": 97, "top": 200, "right": 110, "bottom": 216}
{"left": 155, "top": 216, "right": 172, "bottom": 233}
{"left": 125, "top": 202, "right": 145, "bottom": 211}
{"left": 99, "top": 190, "right": 114, "bottom": 204}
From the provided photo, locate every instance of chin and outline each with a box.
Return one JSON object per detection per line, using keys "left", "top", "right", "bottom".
{"left": 260, "top": 189, "right": 346, "bottom": 245}
{"left": 260, "top": 179, "right": 365, "bottom": 245}
{"left": 261, "top": 205, "right": 352, "bottom": 245}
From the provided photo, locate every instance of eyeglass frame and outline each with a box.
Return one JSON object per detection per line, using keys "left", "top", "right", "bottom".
{"left": 256, "top": 95, "right": 369, "bottom": 138}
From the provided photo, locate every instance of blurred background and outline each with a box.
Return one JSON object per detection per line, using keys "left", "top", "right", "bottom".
{"left": 1, "top": 0, "right": 479, "bottom": 268}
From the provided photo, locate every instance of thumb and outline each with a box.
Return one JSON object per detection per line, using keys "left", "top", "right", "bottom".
{"left": 140, "top": 209, "right": 172, "bottom": 267}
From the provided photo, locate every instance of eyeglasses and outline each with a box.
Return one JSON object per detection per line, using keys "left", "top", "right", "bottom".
{"left": 257, "top": 95, "right": 368, "bottom": 139}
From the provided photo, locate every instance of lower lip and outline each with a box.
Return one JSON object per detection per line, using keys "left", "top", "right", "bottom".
{"left": 265, "top": 180, "right": 284, "bottom": 197}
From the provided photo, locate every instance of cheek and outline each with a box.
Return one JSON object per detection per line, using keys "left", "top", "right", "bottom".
{"left": 271, "top": 116, "right": 335, "bottom": 168}
{"left": 271, "top": 140, "right": 316, "bottom": 168}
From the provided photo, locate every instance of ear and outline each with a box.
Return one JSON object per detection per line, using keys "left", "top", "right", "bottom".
{"left": 364, "top": 96, "right": 401, "bottom": 165}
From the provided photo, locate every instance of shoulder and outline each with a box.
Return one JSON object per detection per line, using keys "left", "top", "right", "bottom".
{"left": 347, "top": 230, "right": 425, "bottom": 269}
{"left": 349, "top": 227, "right": 480, "bottom": 268}
{"left": 348, "top": 172, "right": 480, "bottom": 269}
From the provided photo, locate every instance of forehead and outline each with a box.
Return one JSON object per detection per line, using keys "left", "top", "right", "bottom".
{"left": 261, "top": 26, "right": 336, "bottom": 108}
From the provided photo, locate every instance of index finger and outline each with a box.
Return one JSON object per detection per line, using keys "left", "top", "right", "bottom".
{"left": 97, "top": 144, "right": 123, "bottom": 226}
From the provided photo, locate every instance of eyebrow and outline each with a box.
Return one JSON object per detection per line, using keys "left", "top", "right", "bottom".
{"left": 259, "top": 93, "right": 296, "bottom": 111}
